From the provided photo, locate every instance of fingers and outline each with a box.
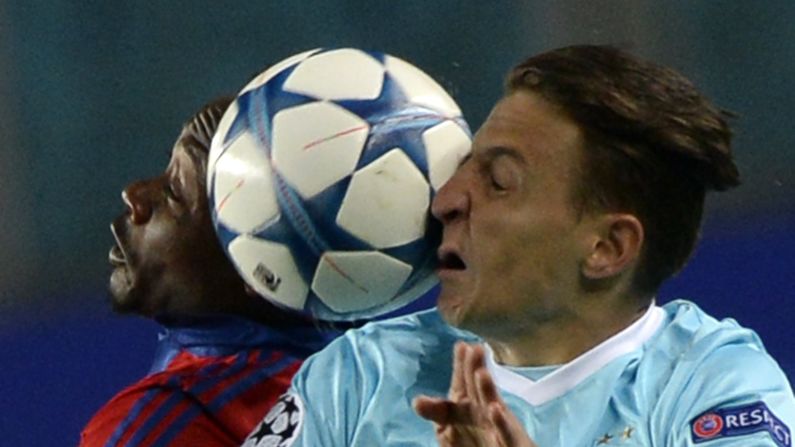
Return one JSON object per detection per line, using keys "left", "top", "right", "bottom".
{"left": 475, "top": 366, "right": 500, "bottom": 407}
{"left": 413, "top": 395, "right": 478, "bottom": 426}
{"left": 449, "top": 341, "right": 468, "bottom": 401}
{"left": 464, "top": 344, "right": 484, "bottom": 406}
{"left": 420, "top": 342, "right": 539, "bottom": 447}
{"left": 491, "top": 404, "right": 517, "bottom": 446}
{"left": 452, "top": 342, "right": 489, "bottom": 401}
{"left": 490, "top": 402, "right": 538, "bottom": 447}
{"left": 444, "top": 343, "right": 497, "bottom": 425}
{"left": 413, "top": 395, "right": 451, "bottom": 424}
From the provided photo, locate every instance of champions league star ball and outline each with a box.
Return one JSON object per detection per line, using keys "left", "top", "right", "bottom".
{"left": 207, "top": 48, "right": 471, "bottom": 321}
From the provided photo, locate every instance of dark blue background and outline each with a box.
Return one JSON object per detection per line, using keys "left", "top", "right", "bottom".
{"left": 0, "top": 2, "right": 792, "bottom": 445}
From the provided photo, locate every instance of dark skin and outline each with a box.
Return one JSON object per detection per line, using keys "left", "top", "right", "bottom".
{"left": 108, "top": 102, "right": 312, "bottom": 327}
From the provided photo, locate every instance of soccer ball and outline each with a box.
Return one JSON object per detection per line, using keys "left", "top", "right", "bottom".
{"left": 207, "top": 48, "right": 471, "bottom": 321}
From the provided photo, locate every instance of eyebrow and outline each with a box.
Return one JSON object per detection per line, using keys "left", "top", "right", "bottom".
{"left": 478, "top": 145, "right": 527, "bottom": 166}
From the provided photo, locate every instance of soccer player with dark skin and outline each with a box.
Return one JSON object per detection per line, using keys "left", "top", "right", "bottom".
{"left": 81, "top": 97, "right": 336, "bottom": 446}
{"left": 109, "top": 101, "right": 258, "bottom": 321}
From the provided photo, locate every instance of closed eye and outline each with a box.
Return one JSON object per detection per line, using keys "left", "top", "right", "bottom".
{"left": 490, "top": 175, "right": 508, "bottom": 191}
{"left": 164, "top": 182, "right": 180, "bottom": 201}
{"left": 485, "top": 150, "right": 522, "bottom": 193}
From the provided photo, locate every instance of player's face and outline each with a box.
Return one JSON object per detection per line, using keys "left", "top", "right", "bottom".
{"left": 108, "top": 131, "right": 235, "bottom": 317}
{"left": 432, "top": 90, "right": 592, "bottom": 338}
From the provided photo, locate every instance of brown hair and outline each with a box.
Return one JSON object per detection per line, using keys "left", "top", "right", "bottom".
{"left": 506, "top": 45, "right": 740, "bottom": 293}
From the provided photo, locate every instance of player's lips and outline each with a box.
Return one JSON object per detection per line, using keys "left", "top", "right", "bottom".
{"left": 109, "top": 244, "right": 125, "bottom": 266}
{"left": 109, "top": 219, "right": 130, "bottom": 267}
{"left": 436, "top": 245, "right": 467, "bottom": 277}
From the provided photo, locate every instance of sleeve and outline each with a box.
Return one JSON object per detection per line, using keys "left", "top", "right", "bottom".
{"left": 242, "top": 333, "right": 368, "bottom": 447}
{"left": 656, "top": 340, "right": 795, "bottom": 447}
{"left": 80, "top": 383, "right": 236, "bottom": 447}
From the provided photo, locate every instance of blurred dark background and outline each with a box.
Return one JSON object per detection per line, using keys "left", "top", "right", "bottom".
{"left": 1, "top": 1, "right": 793, "bottom": 445}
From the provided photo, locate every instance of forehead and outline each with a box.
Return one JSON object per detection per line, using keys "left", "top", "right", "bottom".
{"left": 472, "top": 91, "right": 583, "bottom": 165}
{"left": 170, "top": 130, "right": 208, "bottom": 171}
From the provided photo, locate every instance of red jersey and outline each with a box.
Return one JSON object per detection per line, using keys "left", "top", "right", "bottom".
{"left": 80, "top": 316, "right": 336, "bottom": 446}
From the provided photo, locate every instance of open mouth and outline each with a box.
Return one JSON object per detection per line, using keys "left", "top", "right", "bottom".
{"left": 109, "top": 244, "right": 126, "bottom": 266}
{"left": 438, "top": 249, "right": 466, "bottom": 271}
{"left": 108, "top": 221, "right": 129, "bottom": 267}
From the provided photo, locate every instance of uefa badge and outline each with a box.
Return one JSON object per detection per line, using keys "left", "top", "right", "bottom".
{"left": 692, "top": 412, "right": 724, "bottom": 440}
{"left": 243, "top": 392, "right": 304, "bottom": 447}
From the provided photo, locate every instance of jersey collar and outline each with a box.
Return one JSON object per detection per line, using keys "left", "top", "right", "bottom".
{"left": 148, "top": 314, "right": 337, "bottom": 374}
{"left": 485, "top": 302, "right": 665, "bottom": 406}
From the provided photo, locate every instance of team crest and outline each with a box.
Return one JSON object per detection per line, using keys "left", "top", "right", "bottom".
{"left": 243, "top": 392, "right": 304, "bottom": 447}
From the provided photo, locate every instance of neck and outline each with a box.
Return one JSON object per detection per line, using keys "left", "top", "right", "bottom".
{"left": 154, "top": 286, "right": 320, "bottom": 330}
{"left": 486, "top": 294, "right": 651, "bottom": 367}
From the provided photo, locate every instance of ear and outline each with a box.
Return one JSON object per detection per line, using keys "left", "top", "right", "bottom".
{"left": 582, "top": 213, "right": 644, "bottom": 280}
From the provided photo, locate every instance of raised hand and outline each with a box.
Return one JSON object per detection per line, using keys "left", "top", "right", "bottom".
{"left": 413, "top": 342, "right": 537, "bottom": 447}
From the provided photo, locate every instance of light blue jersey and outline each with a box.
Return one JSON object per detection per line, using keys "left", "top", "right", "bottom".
{"left": 244, "top": 300, "right": 794, "bottom": 446}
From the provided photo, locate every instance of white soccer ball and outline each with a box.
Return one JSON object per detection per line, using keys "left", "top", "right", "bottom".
{"left": 208, "top": 48, "right": 471, "bottom": 321}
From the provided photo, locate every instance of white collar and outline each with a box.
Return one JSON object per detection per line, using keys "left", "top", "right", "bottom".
{"left": 485, "top": 303, "right": 665, "bottom": 406}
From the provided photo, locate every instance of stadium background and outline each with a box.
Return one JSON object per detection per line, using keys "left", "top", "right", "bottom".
{"left": 0, "top": 2, "right": 792, "bottom": 444}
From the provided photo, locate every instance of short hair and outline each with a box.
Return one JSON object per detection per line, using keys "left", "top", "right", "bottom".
{"left": 180, "top": 96, "right": 234, "bottom": 186}
{"left": 506, "top": 45, "right": 740, "bottom": 294}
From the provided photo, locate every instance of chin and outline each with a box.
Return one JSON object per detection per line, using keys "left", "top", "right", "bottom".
{"left": 108, "top": 277, "right": 145, "bottom": 315}
{"left": 107, "top": 291, "right": 138, "bottom": 315}
{"left": 438, "top": 294, "right": 496, "bottom": 337}
{"left": 436, "top": 290, "right": 467, "bottom": 328}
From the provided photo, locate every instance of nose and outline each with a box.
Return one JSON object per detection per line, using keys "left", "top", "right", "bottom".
{"left": 122, "top": 180, "right": 155, "bottom": 224}
{"left": 431, "top": 167, "right": 470, "bottom": 225}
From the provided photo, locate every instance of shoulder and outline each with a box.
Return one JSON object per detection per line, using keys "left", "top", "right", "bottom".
{"left": 290, "top": 308, "right": 479, "bottom": 406}
{"left": 79, "top": 376, "right": 195, "bottom": 446}
{"left": 653, "top": 300, "right": 768, "bottom": 364}
{"left": 82, "top": 347, "right": 297, "bottom": 446}
{"left": 649, "top": 300, "right": 795, "bottom": 445}
{"left": 298, "top": 308, "right": 477, "bottom": 374}
{"left": 260, "top": 309, "right": 477, "bottom": 446}
{"left": 351, "top": 307, "right": 476, "bottom": 345}
{"left": 652, "top": 300, "right": 787, "bottom": 388}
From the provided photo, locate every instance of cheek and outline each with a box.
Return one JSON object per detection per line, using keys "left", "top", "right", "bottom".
{"left": 476, "top": 213, "right": 573, "bottom": 290}
{"left": 180, "top": 225, "right": 236, "bottom": 282}
{"left": 136, "top": 219, "right": 197, "bottom": 268}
